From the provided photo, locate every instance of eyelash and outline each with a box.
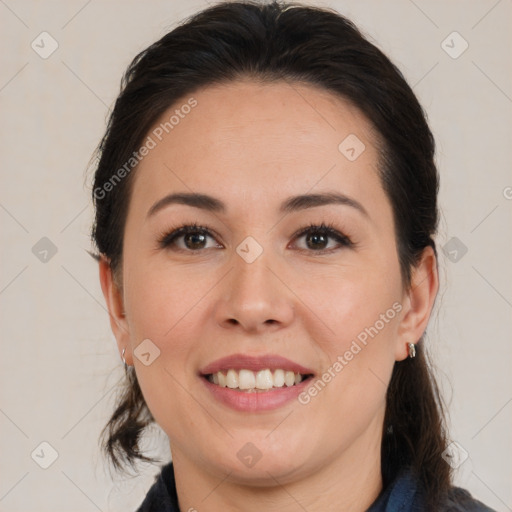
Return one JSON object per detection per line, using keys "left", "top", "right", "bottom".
{"left": 157, "top": 221, "right": 354, "bottom": 255}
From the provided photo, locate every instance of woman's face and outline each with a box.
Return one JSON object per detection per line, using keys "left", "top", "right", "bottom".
{"left": 104, "top": 80, "right": 431, "bottom": 484}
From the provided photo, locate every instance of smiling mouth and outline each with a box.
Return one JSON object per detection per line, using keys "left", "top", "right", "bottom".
{"left": 203, "top": 368, "right": 314, "bottom": 392}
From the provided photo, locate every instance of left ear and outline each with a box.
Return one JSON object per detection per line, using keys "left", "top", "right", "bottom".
{"left": 395, "top": 245, "right": 438, "bottom": 361}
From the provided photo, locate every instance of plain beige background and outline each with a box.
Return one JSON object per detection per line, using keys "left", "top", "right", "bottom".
{"left": 1, "top": 0, "right": 511, "bottom": 511}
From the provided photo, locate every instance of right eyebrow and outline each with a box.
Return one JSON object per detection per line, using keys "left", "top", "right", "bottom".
{"left": 147, "top": 192, "right": 226, "bottom": 219}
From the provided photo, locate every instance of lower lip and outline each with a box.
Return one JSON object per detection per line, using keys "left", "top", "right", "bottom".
{"left": 201, "top": 376, "right": 313, "bottom": 412}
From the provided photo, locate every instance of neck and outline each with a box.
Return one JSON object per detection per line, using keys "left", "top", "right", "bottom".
{"left": 171, "top": 422, "right": 384, "bottom": 512}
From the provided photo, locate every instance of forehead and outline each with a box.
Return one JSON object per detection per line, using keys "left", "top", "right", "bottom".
{"left": 130, "top": 80, "right": 386, "bottom": 217}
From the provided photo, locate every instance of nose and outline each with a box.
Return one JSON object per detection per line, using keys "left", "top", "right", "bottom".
{"left": 214, "top": 250, "right": 295, "bottom": 334}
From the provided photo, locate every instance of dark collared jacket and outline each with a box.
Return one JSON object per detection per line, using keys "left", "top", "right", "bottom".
{"left": 135, "top": 462, "right": 496, "bottom": 511}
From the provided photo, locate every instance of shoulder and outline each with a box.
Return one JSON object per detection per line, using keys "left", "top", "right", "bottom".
{"left": 410, "top": 474, "right": 497, "bottom": 512}
{"left": 135, "top": 462, "right": 178, "bottom": 512}
{"left": 369, "top": 468, "right": 497, "bottom": 512}
{"left": 438, "top": 486, "right": 497, "bottom": 512}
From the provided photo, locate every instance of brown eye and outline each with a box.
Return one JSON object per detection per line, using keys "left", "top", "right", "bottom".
{"left": 293, "top": 223, "right": 352, "bottom": 252}
{"left": 158, "top": 224, "right": 222, "bottom": 251}
{"left": 305, "top": 232, "right": 329, "bottom": 250}
{"left": 183, "top": 232, "right": 208, "bottom": 250}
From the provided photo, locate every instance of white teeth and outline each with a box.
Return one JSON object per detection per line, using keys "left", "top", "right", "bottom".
{"left": 273, "top": 369, "right": 285, "bottom": 387}
{"left": 226, "top": 369, "right": 239, "bottom": 389}
{"left": 285, "top": 371, "right": 295, "bottom": 387}
{"left": 239, "top": 369, "right": 256, "bottom": 390}
{"left": 256, "top": 369, "right": 273, "bottom": 390}
{"left": 207, "top": 368, "right": 307, "bottom": 391}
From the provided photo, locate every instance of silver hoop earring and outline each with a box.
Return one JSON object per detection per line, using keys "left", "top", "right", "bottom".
{"left": 407, "top": 343, "right": 416, "bottom": 359}
{"left": 122, "top": 347, "right": 128, "bottom": 370}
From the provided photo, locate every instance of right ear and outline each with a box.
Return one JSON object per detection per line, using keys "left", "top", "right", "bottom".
{"left": 98, "top": 255, "right": 132, "bottom": 364}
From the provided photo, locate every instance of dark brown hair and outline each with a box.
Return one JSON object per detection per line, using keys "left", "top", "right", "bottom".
{"left": 92, "top": 1, "right": 451, "bottom": 507}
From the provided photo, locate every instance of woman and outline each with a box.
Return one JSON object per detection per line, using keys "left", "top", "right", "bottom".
{"left": 92, "top": 2, "right": 495, "bottom": 510}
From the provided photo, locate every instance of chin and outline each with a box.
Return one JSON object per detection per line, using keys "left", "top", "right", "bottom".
{"left": 204, "top": 432, "right": 314, "bottom": 485}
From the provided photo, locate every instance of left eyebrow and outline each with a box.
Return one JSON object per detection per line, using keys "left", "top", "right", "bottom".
{"left": 146, "top": 191, "right": 369, "bottom": 219}
{"left": 280, "top": 192, "right": 369, "bottom": 218}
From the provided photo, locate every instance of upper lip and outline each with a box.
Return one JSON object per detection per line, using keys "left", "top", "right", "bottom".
{"left": 200, "top": 353, "right": 315, "bottom": 375}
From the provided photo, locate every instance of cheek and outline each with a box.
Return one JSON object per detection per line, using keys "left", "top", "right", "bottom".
{"left": 294, "top": 260, "right": 402, "bottom": 417}
{"left": 124, "top": 265, "right": 212, "bottom": 437}
{"left": 294, "top": 271, "right": 401, "bottom": 440}
{"left": 124, "top": 258, "right": 213, "bottom": 341}
{"left": 295, "top": 262, "right": 402, "bottom": 354}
